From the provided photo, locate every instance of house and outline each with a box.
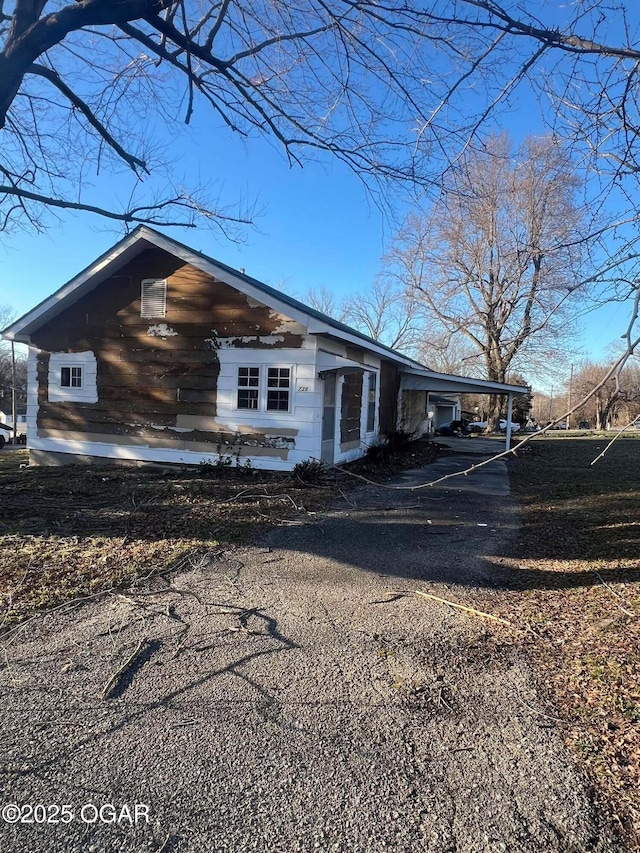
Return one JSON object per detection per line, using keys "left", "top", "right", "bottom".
{"left": 1, "top": 227, "right": 527, "bottom": 470}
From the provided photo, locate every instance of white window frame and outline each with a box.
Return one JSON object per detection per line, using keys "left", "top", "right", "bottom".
{"left": 236, "top": 366, "right": 261, "bottom": 411}
{"left": 48, "top": 351, "right": 98, "bottom": 404}
{"left": 266, "top": 366, "right": 292, "bottom": 413}
{"left": 60, "top": 365, "right": 83, "bottom": 389}
{"left": 366, "top": 371, "right": 378, "bottom": 434}
{"left": 234, "top": 365, "right": 294, "bottom": 414}
{"left": 141, "top": 278, "right": 167, "bottom": 319}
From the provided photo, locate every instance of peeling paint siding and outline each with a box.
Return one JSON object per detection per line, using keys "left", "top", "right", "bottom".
{"left": 147, "top": 323, "right": 179, "bottom": 338}
{"left": 207, "top": 335, "right": 286, "bottom": 348}
{"left": 268, "top": 310, "right": 307, "bottom": 336}
{"left": 320, "top": 346, "right": 387, "bottom": 466}
{"left": 29, "top": 247, "right": 315, "bottom": 465}
{"left": 214, "top": 347, "right": 320, "bottom": 441}
{"left": 36, "top": 428, "right": 301, "bottom": 454}
{"left": 28, "top": 436, "right": 313, "bottom": 471}
{"left": 316, "top": 338, "right": 376, "bottom": 365}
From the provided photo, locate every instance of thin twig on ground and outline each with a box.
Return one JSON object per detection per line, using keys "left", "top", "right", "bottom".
{"left": 594, "top": 571, "right": 637, "bottom": 617}
{"left": 100, "top": 637, "right": 150, "bottom": 700}
{"left": 416, "top": 590, "right": 538, "bottom": 635}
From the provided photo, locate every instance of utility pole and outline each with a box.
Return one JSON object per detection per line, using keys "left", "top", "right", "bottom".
{"left": 548, "top": 387, "right": 554, "bottom": 422}
{"left": 567, "top": 364, "right": 574, "bottom": 429}
{"left": 11, "top": 341, "right": 16, "bottom": 446}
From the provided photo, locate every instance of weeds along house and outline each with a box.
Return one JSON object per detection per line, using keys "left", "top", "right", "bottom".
{"left": 2, "top": 227, "right": 527, "bottom": 470}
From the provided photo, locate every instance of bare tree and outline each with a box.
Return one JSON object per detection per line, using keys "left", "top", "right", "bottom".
{"left": 341, "top": 278, "right": 427, "bottom": 356}
{"left": 300, "top": 279, "right": 426, "bottom": 356}
{"left": 403, "top": 1, "right": 640, "bottom": 392}
{"left": 302, "top": 287, "right": 347, "bottom": 323}
{"left": 383, "top": 134, "right": 592, "bottom": 428}
{"left": 0, "top": 1, "right": 442, "bottom": 234}
{"left": 417, "top": 2, "right": 640, "bottom": 184}
{"left": 570, "top": 359, "right": 640, "bottom": 430}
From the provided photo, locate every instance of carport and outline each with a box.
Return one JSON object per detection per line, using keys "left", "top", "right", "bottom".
{"left": 399, "top": 368, "right": 529, "bottom": 449}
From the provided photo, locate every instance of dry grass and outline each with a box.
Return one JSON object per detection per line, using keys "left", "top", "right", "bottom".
{"left": 0, "top": 451, "right": 335, "bottom": 626}
{"left": 482, "top": 437, "right": 640, "bottom": 848}
{"left": 0, "top": 440, "right": 446, "bottom": 628}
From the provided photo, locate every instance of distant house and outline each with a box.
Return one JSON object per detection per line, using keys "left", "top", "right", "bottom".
{"left": 1, "top": 227, "right": 526, "bottom": 470}
{"left": 428, "top": 395, "right": 462, "bottom": 430}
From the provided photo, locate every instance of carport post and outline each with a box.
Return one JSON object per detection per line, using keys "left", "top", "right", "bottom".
{"left": 505, "top": 393, "right": 513, "bottom": 450}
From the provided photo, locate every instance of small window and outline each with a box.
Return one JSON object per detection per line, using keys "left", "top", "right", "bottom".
{"left": 237, "top": 367, "right": 260, "bottom": 410}
{"left": 367, "top": 372, "right": 377, "bottom": 432}
{"left": 266, "top": 367, "right": 290, "bottom": 411}
{"left": 141, "top": 279, "right": 167, "bottom": 318}
{"left": 61, "top": 366, "right": 83, "bottom": 388}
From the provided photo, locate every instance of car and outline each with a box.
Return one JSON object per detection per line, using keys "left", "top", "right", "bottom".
{"left": 467, "top": 420, "right": 521, "bottom": 433}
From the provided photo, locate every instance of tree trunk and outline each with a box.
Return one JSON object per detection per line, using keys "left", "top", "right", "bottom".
{"left": 485, "top": 394, "right": 502, "bottom": 432}
{"left": 597, "top": 394, "right": 618, "bottom": 430}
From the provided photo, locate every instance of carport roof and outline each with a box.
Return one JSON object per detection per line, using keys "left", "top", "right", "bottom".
{"left": 401, "top": 368, "right": 528, "bottom": 396}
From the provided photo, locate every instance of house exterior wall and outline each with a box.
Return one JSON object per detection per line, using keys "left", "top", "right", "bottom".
{"left": 379, "top": 361, "right": 400, "bottom": 436}
{"left": 314, "top": 338, "right": 393, "bottom": 465}
{"left": 26, "top": 247, "right": 325, "bottom": 470}
{"left": 399, "top": 390, "right": 431, "bottom": 438}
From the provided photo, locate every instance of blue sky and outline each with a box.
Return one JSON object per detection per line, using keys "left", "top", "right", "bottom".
{"left": 1, "top": 118, "right": 390, "bottom": 321}
{"left": 0, "top": 71, "right": 632, "bottom": 390}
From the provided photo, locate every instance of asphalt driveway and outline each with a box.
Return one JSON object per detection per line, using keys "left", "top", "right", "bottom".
{"left": 0, "top": 446, "right": 622, "bottom": 852}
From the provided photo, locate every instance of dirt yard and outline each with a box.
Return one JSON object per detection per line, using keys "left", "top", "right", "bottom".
{"left": 0, "top": 442, "right": 444, "bottom": 627}
{"left": 476, "top": 435, "right": 640, "bottom": 849}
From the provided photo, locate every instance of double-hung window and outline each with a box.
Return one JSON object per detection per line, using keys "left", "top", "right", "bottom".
{"left": 266, "top": 367, "right": 291, "bottom": 411}
{"left": 236, "top": 366, "right": 292, "bottom": 412}
{"left": 237, "top": 367, "right": 260, "bottom": 410}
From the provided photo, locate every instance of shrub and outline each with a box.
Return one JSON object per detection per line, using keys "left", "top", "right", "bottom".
{"left": 365, "top": 430, "right": 416, "bottom": 463}
{"left": 292, "top": 458, "right": 325, "bottom": 483}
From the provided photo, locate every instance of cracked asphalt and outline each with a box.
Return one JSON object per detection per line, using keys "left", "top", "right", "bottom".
{"left": 0, "top": 443, "right": 624, "bottom": 852}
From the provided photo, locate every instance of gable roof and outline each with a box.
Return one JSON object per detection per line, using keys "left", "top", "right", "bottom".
{"left": 1, "top": 225, "right": 422, "bottom": 369}
{"left": 1, "top": 225, "right": 528, "bottom": 397}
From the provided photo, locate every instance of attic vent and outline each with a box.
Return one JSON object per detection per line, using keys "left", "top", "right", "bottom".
{"left": 141, "top": 279, "right": 167, "bottom": 318}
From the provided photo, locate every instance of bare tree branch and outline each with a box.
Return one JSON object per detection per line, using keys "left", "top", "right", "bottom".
{"left": 0, "top": 0, "right": 449, "bottom": 233}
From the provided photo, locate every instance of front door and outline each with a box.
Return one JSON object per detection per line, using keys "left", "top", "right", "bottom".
{"left": 321, "top": 373, "right": 336, "bottom": 463}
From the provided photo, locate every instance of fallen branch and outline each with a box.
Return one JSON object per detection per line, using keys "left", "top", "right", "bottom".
{"left": 155, "top": 834, "right": 175, "bottom": 853}
{"left": 0, "top": 547, "right": 217, "bottom": 647}
{"left": 416, "top": 590, "right": 537, "bottom": 635}
{"left": 100, "top": 637, "right": 150, "bottom": 700}
{"left": 516, "top": 695, "right": 571, "bottom": 725}
{"left": 594, "top": 571, "right": 637, "bottom": 618}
